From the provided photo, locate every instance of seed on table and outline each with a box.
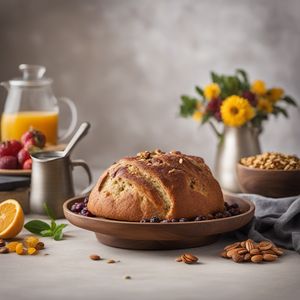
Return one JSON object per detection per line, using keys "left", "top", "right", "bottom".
{"left": 89, "top": 254, "right": 101, "bottom": 261}
{"left": 123, "top": 275, "right": 131, "bottom": 280}
{"left": 35, "top": 242, "right": 45, "bottom": 250}
{"left": 0, "top": 247, "right": 9, "bottom": 254}
{"left": 107, "top": 259, "right": 116, "bottom": 264}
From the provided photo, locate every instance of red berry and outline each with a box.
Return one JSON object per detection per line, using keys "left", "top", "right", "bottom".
{"left": 23, "top": 158, "right": 32, "bottom": 170}
{"left": 0, "top": 140, "right": 22, "bottom": 157}
{"left": 21, "top": 129, "right": 46, "bottom": 148}
{"left": 9, "top": 140, "right": 23, "bottom": 156}
{"left": 0, "top": 156, "right": 18, "bottom": 169}
{"left": 17, "top": 148, "right": 31, "bottom": 166}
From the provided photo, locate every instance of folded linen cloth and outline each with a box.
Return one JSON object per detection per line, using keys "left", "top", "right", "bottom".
{"left": 235, "top": 193, "right": 300, "bottom": 254}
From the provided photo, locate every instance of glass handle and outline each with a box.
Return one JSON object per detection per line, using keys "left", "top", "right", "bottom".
{"left": 57, "top": 97, "right": 78, "bottom": 142}
{"left": 71, "top": 159, "right": 94, "bottom": 196}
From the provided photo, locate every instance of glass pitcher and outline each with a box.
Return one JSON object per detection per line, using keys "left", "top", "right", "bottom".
{"left": 0, "top": 64, "right": 77, "bottom": 145}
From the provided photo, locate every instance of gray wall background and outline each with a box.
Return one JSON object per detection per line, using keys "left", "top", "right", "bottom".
{"left": 0, "top": 0, "right": 300, "bottom": 175}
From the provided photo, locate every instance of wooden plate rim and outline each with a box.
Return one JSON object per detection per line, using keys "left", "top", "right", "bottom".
{"left": 63, "top": 194, "right": 255, "bottom": 226}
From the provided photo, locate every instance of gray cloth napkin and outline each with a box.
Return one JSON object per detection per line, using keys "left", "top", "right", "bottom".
{"left": 235, "top": 193, "right": 300, "bottom": 254}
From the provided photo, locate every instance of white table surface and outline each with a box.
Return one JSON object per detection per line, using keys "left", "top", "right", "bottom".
{"left": 1, "top": 216, "right": 300, "bottom": 300}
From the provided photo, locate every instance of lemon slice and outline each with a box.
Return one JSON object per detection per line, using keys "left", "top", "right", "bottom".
{"left": 0, "top": 199, "right": 24, "bottom": 239}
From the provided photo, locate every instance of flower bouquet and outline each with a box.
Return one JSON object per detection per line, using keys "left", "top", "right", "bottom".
{"left": 179, "top": 69, "right": 297, "bottom": 138}
{"left": 179, "top": 69, "right": 298, "bottom": 192}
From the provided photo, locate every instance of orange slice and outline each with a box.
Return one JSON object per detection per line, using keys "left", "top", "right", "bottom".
{"left": 0, "top": 199, "right": 24, "bottom": 239}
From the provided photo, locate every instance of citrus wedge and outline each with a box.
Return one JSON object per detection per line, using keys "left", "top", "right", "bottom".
{"left": 0, "top": 199, "right": 24, "bottom": 239}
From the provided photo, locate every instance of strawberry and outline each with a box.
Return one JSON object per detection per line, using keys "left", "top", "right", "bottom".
{"left": 23, "top": 158, "right": 32, "bottom": 170}
{"left": 21, "top": 129, "right": 46, "bottom": 148}
{"left": 9, "top": 140, "right": 23, "bottom": 156}
{"left": 17, "top": 149, "right": 31, "bottom": 166}
{"left": 0, "top": 140, "right": 22, "bottom": 157}
{"left": 0, "top": 156, "right": 18, "bottom": 169}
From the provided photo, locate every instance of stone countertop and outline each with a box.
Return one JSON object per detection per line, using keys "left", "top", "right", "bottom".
{"left": 1, "top": 217, "right": 300, "bottom": 300}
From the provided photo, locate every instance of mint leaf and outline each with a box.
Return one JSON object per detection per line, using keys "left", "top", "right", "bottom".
{"left": 53, "top": 224, "right": 68, "bottom": 241}
{"left": 24, "top": 220, "right": 51, "bottom": 235}
{"left": 51, "top": 220, "right": 57, "bottom": 232}
{"left": 40, "top": 229, "right": 54, "bottom": 237}
{"left": 43, "top": 203, "right": 56, "bottom": 220}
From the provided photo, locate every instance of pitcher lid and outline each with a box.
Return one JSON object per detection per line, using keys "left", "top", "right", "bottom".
{"left": 9, "top": 64, "right": 53, "bottom": 87}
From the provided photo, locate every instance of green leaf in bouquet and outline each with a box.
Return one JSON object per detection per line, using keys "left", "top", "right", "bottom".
{"left": 180, "top": 95, "right": 198, "bottom": 117}
{"left": 273, "top": 106, "right": 289, "bottom": 118}
{"left": 201, "top": 113, "right": 211, "bottom": 125}
{"left": 211, "top": 72, "right": 221, "bottom": 84}
{"left": 282, "top": 95, "right": 298, "bottom": 107}
{"left": 236, "top": 69, "right": 250, "bottom": 89}
{"left": 195, "top": 86, "right": 204, "bottom": 97}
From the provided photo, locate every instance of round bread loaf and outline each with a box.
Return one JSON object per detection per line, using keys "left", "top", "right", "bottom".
{"left": 88, "top": 150, "right": 224, "bottom": 221}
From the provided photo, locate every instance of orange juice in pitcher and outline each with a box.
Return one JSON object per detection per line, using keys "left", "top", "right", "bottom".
{"left": 1, "top": 111, "right": 58, "bottom": 145}
{"left": 0, "top": 64, "right": 77, "bottom": 145}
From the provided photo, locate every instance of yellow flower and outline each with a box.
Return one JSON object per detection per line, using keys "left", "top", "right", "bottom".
{"left": 192, "top": 110, "right": 203, "bottom": 122}
{"left": 204, "top": 83, "right": 221, "bottom": 100}
{"left": 251, "top": 80, "right": 266, "bottom": 95}
{"left": 221, "top": 95, "right": 255, "bottom": 127}
{"left": 258, "top": 97, "right": 273, "bottom": 113}
{"left": 267, "top": 88, "right": 284, "bottom": 103}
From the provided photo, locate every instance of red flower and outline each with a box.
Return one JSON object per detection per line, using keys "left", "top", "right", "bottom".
{"left": 242, "top": 91, "right": 257, "bottom": 107}
{"left": 206, "top": 97, "right": 222, "bottom": 122}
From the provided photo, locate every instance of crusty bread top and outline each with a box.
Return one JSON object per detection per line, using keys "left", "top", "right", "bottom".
{"left": 88, "top": 150, "right": 224, "bottom": 221}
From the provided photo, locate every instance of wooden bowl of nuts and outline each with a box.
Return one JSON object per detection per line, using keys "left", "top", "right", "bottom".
{"left": 237, "top": 152, "right": 300, "bottom": 198}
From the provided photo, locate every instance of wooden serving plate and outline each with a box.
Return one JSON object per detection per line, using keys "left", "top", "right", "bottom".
{"left": 237, "top": 163, "right": 300, "bottom": 198}
{"left": 63, "top": 193, "right": 255, "bottom": 250}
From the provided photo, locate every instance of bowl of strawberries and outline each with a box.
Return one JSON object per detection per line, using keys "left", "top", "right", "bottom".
{"left": 0, "top": 128, "right": 46, "bottom": 175}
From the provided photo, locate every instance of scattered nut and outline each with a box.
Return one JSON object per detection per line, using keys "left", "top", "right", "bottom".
{"left": 245, "top": 239, "right": 255, "bottom": 252}
{"left": 220, "top": 251, "right": 228, "bottom": 258}
{"left": 89, "top": 254, "right": 101, "bottom": 261}
{"left": 221, "top": 239, "right": 284, "bottom": 264}
{"left": 0, "top": 247, "right": 9, "bottom": 254}
{"left": 35, "top": 242, "right": 45, "bottom": 250}
{"left": 176, "top": 253, "right": 199, "bottom": 264}
{"left": 107, "top": 259, "right": 116, "bottom": 264}
{"left": 232, "top": 253, "right": 244, "bottom": 263}
{"left": 123, "top": 275, "right": 131, "bottom": 280}
{"left": 0, "top": 239, "right": 6, "bottom": 247}
{"left": 258, "top": 241, "right": 273, "bottom": 251}
{"left": 181, "top": 253, "right": 198, "bottom": 264}
{"left": 251, "top": 255, "right": 263, "bottom": 263}
{"left": 224, "top": 242, "right": 240, "bottom": 252}
{"left": 263, "top": 254, "right": 278, "bottom": 262}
